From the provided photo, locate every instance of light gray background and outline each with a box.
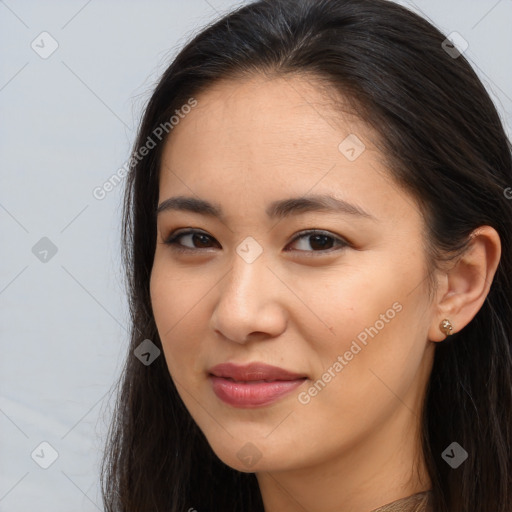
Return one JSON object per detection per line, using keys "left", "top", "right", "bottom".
{"left": 1, "top": 1, "right": 511, "bottom": 510}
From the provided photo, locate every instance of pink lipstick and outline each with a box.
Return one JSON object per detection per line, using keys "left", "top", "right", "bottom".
{"left": 208, "top": 362, "right": 307, "bottom": 408}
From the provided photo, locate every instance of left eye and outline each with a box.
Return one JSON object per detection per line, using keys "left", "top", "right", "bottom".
{"left": 287, "top": 230, "right": 348, "bottom": 253}
{"left": 163, "top": 229, "right": 348, "bottom": 254}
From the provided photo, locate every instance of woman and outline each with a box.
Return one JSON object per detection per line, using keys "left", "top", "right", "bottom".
{"left": 100, "top": 0, "right": 512, "bottom": 510}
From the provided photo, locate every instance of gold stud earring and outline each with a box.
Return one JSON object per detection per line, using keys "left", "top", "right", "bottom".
{"left": 439, "top": 319, "right": 453, "bottom": 337}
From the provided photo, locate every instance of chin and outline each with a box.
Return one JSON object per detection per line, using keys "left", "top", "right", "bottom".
{"left": 206, "top": 437, "right": 280, "bottom": 473}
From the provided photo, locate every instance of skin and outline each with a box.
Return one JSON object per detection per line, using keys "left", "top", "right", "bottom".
{"left": 149, "top": 74, "right": 501, "bottom": 512}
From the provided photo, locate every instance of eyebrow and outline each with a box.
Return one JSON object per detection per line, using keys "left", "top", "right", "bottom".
{"left": 156, "top": 194, "right": 375, "bottom": 221}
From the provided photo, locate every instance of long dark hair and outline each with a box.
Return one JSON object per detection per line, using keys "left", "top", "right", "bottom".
{"left": 100, "top": 0, "right": 512, "bottom": 510}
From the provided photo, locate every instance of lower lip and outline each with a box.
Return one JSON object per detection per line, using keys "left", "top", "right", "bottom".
{"left": 210, "top": 376, "right": 306, "bottom": 408}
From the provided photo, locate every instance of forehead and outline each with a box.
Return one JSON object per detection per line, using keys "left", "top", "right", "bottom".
{"left": 158, "top": 74, "right": 418, "bottom": 225}
{"left": 163, "top": 74, "right": 372, "bottom": 163}
{"left": 162, "top": 75, "right": 376, "bottom": 177}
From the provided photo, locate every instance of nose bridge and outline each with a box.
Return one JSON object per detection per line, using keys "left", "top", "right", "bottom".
{"left": 221, "top": 245, "right": 268, "bottom": 312}
{"left": 211, "top": 242, "right": 286, "bottom": 343}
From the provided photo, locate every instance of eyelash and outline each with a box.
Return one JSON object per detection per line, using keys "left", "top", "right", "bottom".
{"left": 163, "top": 229, "right": 350, "bottom": 255}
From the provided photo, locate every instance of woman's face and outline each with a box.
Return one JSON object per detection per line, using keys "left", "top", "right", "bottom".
{"left": 150, "top": 75, "right": 437, "bottom": 474}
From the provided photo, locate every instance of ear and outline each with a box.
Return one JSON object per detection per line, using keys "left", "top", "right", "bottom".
{"left": 428, "top": 226, "right": 501, "bottom": 342}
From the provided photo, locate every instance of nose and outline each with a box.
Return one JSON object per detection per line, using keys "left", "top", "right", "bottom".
{"left": 210, "top": 250, "right": 288, "bottom": 344}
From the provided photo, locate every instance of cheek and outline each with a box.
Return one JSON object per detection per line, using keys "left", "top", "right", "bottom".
{"left": 292, "top": 264, "right": 399, "bottom": 345}
{"left": 149, "top": 261, "right": 209, "bottom": 376}
{"left": 300, "top": 258, "right": 427, "bottom": 378}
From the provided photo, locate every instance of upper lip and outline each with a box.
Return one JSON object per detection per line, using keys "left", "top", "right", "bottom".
{"left": 208, "top": 362, "right": 307, "bottom": 382}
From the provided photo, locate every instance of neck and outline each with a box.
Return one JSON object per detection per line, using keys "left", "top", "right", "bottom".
{"left": 256, "top": 398, "right": 432, "bottom": 512}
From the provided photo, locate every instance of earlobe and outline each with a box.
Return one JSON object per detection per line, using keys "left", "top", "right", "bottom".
{"left": 439, "top": 319, "right": 454, "bottom": 337}
{"left": 429, "top": 317, "right": 454, "bottom": 343}
{"left": 429, "top": 226, "right": 501, "bottom": 343}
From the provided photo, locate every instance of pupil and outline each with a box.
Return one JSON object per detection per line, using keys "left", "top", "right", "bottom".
{"left": 310, "top": 235, "right": 332, "bottom": 250}
{"left": 194, "top": 234, "right": 210, "bottom": 247}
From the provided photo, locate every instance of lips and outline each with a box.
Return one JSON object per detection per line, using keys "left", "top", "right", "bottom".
{"left": 208, "top": 362, "right": 307, "bottom": 408}
{"left": 208, "top": 362, "right": 306, "bottom": 382}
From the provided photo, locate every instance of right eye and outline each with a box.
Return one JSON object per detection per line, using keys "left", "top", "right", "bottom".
{"left": 163, "top": 229, "right": 220, "bottom": 252}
